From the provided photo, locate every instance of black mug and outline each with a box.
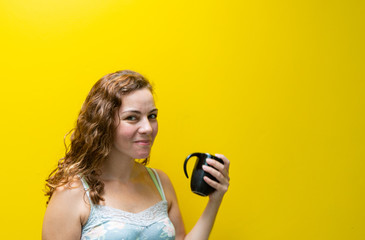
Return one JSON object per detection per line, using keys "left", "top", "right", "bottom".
{"left": 183, "top": 153, "right": 224, "bottom": 196}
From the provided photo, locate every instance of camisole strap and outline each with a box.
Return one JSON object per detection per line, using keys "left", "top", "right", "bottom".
{"left": 79, "top": 176, "right": 93, "bottom": 206}
{"left": 146, "top": 167, "right": 166, "bottom": 201}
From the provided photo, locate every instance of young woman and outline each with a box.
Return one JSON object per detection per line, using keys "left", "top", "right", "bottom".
{"left": 42, "top": 70, "right": 230, "bottom": 240}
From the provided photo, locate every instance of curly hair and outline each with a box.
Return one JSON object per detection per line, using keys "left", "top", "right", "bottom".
{"left": 45, "top": 70, "right": 153, "bottom": 205}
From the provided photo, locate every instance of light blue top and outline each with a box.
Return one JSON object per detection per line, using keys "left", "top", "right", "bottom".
{"left": 80, "top": 168, "right": 176, "bottom": 240}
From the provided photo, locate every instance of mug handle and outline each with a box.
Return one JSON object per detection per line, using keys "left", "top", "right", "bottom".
{"left": 183, "top": 152, "right": 204, "bottom": 178}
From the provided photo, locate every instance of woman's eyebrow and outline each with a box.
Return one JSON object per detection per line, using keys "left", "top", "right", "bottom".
{"left": 121, "top": 108, "right": 158, "bottom": 114}
{"left": 121, "top": 110, "right": 141, "bottom": 114}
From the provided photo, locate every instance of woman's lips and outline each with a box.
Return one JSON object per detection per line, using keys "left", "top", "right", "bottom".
{"left": 134, "top": 140, "right": 151, "bottom": 146}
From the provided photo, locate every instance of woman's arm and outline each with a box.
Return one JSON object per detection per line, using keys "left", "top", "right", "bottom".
{"left": 42, "top": 180, "right": 89, "bottom": 240}
{"left": 184, "top": 154, "right": 230, "bottom": 240}
{"left": 158, "top": 154, "right": 230, "bottom": 240}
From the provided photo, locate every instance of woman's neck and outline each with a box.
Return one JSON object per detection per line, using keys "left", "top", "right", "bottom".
{"left": 100, "top": 149, "right": 140, "bottom": 183}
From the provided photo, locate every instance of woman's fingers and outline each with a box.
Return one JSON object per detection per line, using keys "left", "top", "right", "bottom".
{"left": 206, "top": 158, "right": 224, "bottom": 173}
{"left": 203, "top": 176, "right": 228, "bottom": 192}
{"left": 202, "top": 164, "right": 228, "bottom": 184}
{"left": 205, "top": 154, "right": 230, "bottom": 179}
{"left": 202, "top": 154, "right": 231, "bottom": 200}
{"left": 202, "top": 154, "right": 230, "bottom": 193}
{"left": 215, "top": 154, "right": 230, "bottom": 173}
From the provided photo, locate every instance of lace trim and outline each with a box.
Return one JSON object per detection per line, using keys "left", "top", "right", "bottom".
{"left": 82, "top": 200, "right": 169, "bottom": 233}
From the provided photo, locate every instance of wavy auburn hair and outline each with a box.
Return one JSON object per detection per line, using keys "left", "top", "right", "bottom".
{"left": 45, "top": 70, "right": 153, "bottom": 205}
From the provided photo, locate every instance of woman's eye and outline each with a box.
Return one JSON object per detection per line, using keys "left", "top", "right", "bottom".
{"left": 125, "top": 116, "right": 138, "bottom": 121}
{"left": 149, "top": 114, "right": 157, "bottom": 119}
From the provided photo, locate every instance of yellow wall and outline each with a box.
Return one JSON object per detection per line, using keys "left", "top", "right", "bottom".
{"left": 1, "top": 0, "right": 364, "bottom": 239}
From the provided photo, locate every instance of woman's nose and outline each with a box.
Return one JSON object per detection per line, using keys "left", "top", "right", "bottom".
{"left": 139, "top": 117, "right": 153, "bottom": 134}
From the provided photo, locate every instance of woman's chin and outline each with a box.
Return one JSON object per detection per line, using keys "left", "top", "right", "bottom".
{"left": 133, "top": 151, "right": 151, "bottom": 160}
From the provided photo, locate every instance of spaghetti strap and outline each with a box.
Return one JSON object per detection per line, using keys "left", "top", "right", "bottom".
{"left": 79, "top": 176, "right": 93, "bottom": 205}
{"left": 146, "top": 167, "right": 166, "bottom": 201}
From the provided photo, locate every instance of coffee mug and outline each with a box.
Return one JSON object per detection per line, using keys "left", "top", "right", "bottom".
{"left": 183, "top": 152, "right": 224, "bottom": 196}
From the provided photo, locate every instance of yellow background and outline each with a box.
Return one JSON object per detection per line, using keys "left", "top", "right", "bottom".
{"left": 1, "top": 0, "right": 364, "bottom": 239}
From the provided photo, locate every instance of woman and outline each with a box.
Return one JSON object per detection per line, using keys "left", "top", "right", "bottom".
{"left": 42, "top": 70, "right": 230, "bottom": 240}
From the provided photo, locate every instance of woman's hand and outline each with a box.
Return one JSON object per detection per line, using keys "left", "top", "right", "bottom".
{"left": 202, "top": 154, "right": 230, "bottom": 202}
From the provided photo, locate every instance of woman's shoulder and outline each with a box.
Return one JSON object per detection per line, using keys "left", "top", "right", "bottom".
{"left": 46, "top": 177, "right": 90, "bottom": 224}
{"left": 43, "top": 177, "right": 90, "bottom": 239}
{"left": 150, "top": 168, "right": 172, "bottom": 185}
{"left": 52, "top": 177, "right": 86, "bottom": 199}
{"left": 149, "top": 168, "right": 177, "bottom": 199}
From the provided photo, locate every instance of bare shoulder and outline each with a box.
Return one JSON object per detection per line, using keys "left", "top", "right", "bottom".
{"left": 153, "top": 169, "right": 178, "bottom": 207}
{"left": 50, "top": 177, "right": 88, "bottom": 206}
{"left": 42, "top": 177, "right": 90, "bottom": 240}
{"left": 154, "top": 169, "right": 174, "bottom": 190}
{"left": 154, "top": 168, "right": 169, "bottom": 180}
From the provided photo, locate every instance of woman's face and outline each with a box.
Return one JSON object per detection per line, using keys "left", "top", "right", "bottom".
{"left": 112, "top": 88, "right": 158, "bottom": 160}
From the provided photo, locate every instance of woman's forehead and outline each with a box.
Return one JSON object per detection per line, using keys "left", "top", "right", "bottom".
{"left": 119, "top": 88, "right": 156, "bottom": 112}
